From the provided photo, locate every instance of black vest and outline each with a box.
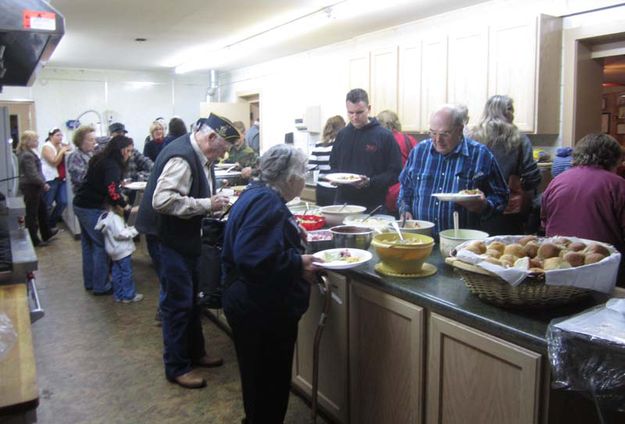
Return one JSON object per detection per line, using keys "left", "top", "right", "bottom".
{"left": 135, "top": 134, "right": 215, "bottom": 257}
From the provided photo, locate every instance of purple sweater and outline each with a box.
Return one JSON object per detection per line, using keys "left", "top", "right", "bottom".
{"left": 541, "top": 166, "right": 625, "bottom": 256}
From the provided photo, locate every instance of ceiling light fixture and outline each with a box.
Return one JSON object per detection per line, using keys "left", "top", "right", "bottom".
{"left": 175, "top": 0, "right": 414, "bottom": 74}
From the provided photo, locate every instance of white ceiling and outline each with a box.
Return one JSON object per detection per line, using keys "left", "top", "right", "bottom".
{"left": 47, "top": 0, "right": 490, "bottom": 74}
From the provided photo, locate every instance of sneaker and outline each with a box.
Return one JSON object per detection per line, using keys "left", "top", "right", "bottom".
{"left": 121, "top": 293, "right": 144, "bottom": 304}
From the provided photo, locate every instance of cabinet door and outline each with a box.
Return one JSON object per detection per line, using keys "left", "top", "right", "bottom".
{"left": 488, "top": 19, "right": 537, "bottom": 132}
{"left": 348, "top": 53, "right": 370, "bottom": 93}
{"left": 350, "top": 280, "right": 424, "bottom": 424}
{"left": 421, "top": 35, "right": 448, "bottom": 131}
{"left": 398, "top": 42, "right": 423, "bottom": 132}
{"left": 426, "top": 313, "right": 541, "bottom": 424}
{"left": 370, "top": 46, "right": 399, "bottom": 115}
{"left": 292, "top": 272, "right": 349, "bottom": 424}
{"left": 448, "top": 28, "right": 488, "bottom": 129}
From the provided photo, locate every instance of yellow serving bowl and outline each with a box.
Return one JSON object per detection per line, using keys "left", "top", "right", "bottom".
{"left": 371, "top": 233, "right": 434, "bottom": 274}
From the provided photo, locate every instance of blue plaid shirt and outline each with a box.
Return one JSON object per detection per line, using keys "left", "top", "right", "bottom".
{"left": 398, "top": 137, "right": 508, "bottom": 236}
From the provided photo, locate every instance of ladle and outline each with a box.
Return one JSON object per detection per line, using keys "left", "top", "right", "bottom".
{"left": 391, "top": 221, "right": 405, "bottom": 241}
{"left": 362, "top": 204, "right": 383, "bottom": 221}
{"left": 453, "top": 211, "right": 459, "bottom": 237}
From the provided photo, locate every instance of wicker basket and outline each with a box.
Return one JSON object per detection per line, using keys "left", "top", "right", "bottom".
{"left": 445, "top": 257, "right": 590, "bottom": 308}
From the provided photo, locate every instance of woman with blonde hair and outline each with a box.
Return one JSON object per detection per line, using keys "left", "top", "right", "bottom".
{"left": 16, "top": 131, "right": 57, "bottom": 246}
{"left": 143, "top": 121, "right": 166, "bottom": 162}
{"left": 309, "top": 115, "right": 346, "bottom": 205}
{"left": 470, "top": 95, "right": 541, "bottom": 234}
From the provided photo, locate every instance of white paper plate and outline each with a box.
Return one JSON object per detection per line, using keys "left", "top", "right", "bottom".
{"left": 313, "top": 248, "right": 372, "bottom": 270}
{"left": 324, "top": 173, "right": 363, "bottom": 185}
{"left": 215, "top": 170, "right": 242, "bottom": 178}
{"left": 432, "top": 193, "right": 481, "bottom": 202}
{"left": 214, "top": 162, "right": 236, "bottom": 169}
{"left": 124, "top": 181, "right": 147, "bottom": 190}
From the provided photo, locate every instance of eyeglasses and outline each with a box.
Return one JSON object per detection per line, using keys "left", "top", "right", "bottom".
{"left": 428, "top": 130, "right": 454, "bottom": 139}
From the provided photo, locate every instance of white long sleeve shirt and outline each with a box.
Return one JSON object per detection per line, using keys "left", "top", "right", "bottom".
{"left": 95, "top": 211, "right": 138, "bottom": 261}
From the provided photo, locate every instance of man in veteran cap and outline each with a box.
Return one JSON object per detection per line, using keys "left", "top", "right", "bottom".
{"left": 136, "top": 113, "right": 239, "bottom": 389}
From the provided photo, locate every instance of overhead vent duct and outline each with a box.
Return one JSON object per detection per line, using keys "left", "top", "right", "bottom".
{"left": 0, "top": 0, "right": 65, "bottom": 90}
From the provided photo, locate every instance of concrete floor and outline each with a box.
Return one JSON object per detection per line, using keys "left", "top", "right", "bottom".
{"left": 31, "top": 227, "right": 324, "bottom": 424}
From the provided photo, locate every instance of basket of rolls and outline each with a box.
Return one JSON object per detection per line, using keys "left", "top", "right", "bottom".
{"left": 445, "top": 235, "right": 621, "bottom": 308}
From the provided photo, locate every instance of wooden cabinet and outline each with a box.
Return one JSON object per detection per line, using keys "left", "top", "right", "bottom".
{"left": 370, "top": 46, "right": 399, "bottom": 115}
{"left": 426, "top": 313, "right": 541, "bottom": 424}
{"left": 488, "top": 15, "right": 561, "bottom": 133}
{"left": 292, "top": 272, "right": 349, "bottom": 424}
{"left": 420, "top": 35, "right": 448, "bottom": 131}
{"left": 349, "top": 280, "right": 424, "bottom": 424}
{"left": 398, "top": 42, "right": 423, "bottom": 132}
{"left": 447, "top": 27, "right": 488, "bottom": 129}
{"left": 348, "top": 53, "right": 370, "bottom": 92}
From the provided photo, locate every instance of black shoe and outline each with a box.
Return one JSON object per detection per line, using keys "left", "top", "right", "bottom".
{"left": 43, "top": 228, "right": 60, "bottom": 242}
{"left": 92, "top": 288, "right": 114, "bottom": 296}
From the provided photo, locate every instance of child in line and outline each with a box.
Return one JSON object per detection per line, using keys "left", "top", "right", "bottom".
{"left": 95, "top": 206, "right": 143, "bottom": 303}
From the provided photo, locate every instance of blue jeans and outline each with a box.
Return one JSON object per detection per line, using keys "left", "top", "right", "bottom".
{"left": 112, "top": 255, "right": 136, "bottom": 301}
{"left": 74, "top": 205, "right": 111, "bottom": 293}
{"left": 45, "top": 178, "right": 68, "bottom": 227}
{"left": 159, "top": 244, "right": 205, "bottom": 379}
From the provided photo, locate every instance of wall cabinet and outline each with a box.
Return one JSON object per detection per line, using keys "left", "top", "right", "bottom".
{"left": 426, "top": 313, "right": 541, "bottom": 424}
{"left": 292, "top": 272, "right": 349, "bottom": 424}
{"left": 420, "top": 35, "right": 448, "bottom": 131}
{"left": 370, "top": 47, "right": 399, "bottom": 115}
{"left": 398, "top": 42, "right": 423, "bottom": 132}
{"left": 348, "top": 53, "right": 370, "bottom": 93}
{"left": 349, "top": 280, "right": 424, "bottom": 424}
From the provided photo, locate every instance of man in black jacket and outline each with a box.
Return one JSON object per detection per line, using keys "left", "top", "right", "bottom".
{"left": 329, "top": 88, "right": 402, "bottom": 212}
{"left": 136, "top": 114, "right": 239, "bottom": 389}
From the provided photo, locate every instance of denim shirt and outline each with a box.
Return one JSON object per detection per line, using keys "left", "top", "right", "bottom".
{"left": 398, "top": 137, "right": 508, "bottom": 236}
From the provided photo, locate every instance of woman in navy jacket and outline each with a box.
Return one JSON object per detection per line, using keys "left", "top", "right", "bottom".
{"left": 222, "top": 144, "right": 320, "bottom": 424}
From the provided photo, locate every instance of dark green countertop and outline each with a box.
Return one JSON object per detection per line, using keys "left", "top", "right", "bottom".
{"left": 342, "top": 248, "right": 606, "bottom": 354}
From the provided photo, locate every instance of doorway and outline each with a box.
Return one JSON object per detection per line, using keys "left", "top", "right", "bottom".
{"left": 237, "top": 92, "right": 261, "bottom": 152}
{"left": 0, "top": 101, "right": 36, "bottom": 149}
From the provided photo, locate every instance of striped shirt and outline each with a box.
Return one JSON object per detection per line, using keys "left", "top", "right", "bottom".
{"left": 398, "top": 137, "right": 508, "bottom": 236}
{"left": 309, "top": 141, "right": 334, "bottom": 188}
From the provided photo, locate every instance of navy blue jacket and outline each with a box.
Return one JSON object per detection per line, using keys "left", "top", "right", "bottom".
{"left": 222, "top": 182, "right": 310, "bottom": 321}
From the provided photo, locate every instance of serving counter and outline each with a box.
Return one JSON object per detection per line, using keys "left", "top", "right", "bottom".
{"left": 291, "top": 249, "right": 619, "bottom": 424}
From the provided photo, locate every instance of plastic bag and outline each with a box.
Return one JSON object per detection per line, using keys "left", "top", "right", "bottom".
{"left": 0, "top": 312, "right": 17, "bottom": 361}
{"left": 547, "top": 299, "right": 625, "bottom": 413}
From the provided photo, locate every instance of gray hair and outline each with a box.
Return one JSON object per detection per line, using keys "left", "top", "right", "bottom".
{"left": 573, "top": 133, "right": 622, "bottom": 170}
{"left": 471, "top": 95, "right": 521, "bottom": 153}
{"left": 437, "top": 104, "right": 466, "bottom": 128}
{"left": 260, "top": 144, "right": 308, "bottom": 188}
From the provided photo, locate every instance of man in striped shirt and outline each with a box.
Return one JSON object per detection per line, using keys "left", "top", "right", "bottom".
{"left": 398, "top": 105, "right": 508, "bottom": 236}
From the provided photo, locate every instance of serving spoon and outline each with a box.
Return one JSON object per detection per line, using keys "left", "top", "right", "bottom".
{"left": 391, "top": 221, "right": 405, "bottom": 241}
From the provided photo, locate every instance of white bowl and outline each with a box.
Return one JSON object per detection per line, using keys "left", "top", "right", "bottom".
{"left": 320, "top": 205, "right": 367, "bottom": 227}
{"left": 344, "top": 214, "right": 395, "bottom": 231}
{"left": 439, "top": 229, "right": 489, "bottom": 258}
{"left": 395, "top": 220, "right": 435, "bottom": 236}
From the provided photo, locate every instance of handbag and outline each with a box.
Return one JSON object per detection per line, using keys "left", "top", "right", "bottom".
{"left": 196, "top": 205, "right": 231, "bottom": 310}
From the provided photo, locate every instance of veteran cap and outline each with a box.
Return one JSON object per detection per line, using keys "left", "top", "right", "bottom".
{"left": 196, "top": 113, "right": 240, "bottom": 143}
{"left": 109, "top": 122, "right": 127, "bottom": 134}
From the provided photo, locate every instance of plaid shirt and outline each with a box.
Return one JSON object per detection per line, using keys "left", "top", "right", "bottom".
{"left": 67, "top": 149, "right": 93, "bottom": 193}
{"left": 398, "top": 137, "right": 508, "bottom": 236}
{"left": 125, "top": 150, "right": 153, "bottom": 181}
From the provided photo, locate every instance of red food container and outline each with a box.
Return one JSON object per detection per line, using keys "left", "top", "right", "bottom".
{"left": 295, "top": 214, "right": 326, "bottom": 231}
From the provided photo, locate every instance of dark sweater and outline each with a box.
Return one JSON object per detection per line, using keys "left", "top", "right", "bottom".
{"left": 73, "top": 157, "right": 127, "bottom": 209}
{"left": 143, "top": 138, "right": 165, "bottom": 162}
{"left": 329, "top": 118, "right": 402, "bottom": 210}
{"left": 222, "top": 182, "right": 309, "bottom": 321}
{"left": 135, "top": 134, "right": 214, "bottom": 257}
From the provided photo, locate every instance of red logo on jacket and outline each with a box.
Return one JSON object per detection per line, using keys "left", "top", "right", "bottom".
{"left": 365, "top": 144, "right": 378, "bottom": 153}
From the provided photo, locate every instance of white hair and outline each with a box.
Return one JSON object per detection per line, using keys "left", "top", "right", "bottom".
{"left": 260, "top": 144, "right": 308, "bottom": 189}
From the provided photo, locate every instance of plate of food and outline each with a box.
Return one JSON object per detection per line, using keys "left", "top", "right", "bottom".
{"left": 432, "top": 189, "right": 481, "bottom": 202}
{"left": 215, "top": 170, "right": 242, "bottom": 178}
{"left": 324, "top": 173, "right": 363, "bottom": 185}
{"left": 214, "top": 162, "right": 237, "bottom": 169}
{"left": 313, "top": 248, "right": 373, "bottom": 270}
{"left": 124, "top": 181, "right": 147, "bottom": 191}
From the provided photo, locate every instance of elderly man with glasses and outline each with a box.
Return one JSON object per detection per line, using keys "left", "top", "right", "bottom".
{"left": 398, "top": 104, "right": 508, "bottom": 236}
{"left": 136, "top": 113, "right": 239, "bottom": 389}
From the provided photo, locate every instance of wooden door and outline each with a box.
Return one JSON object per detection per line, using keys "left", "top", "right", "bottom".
{"left": 370, "top": 46, "right": 399, "bottom": 115}
{"left": 421, "top": 35, "right": 448, "bottom": 131}
{"left": 398, "top": 41, "right": 423, "bottom": 132}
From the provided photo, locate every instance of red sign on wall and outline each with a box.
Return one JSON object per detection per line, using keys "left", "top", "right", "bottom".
{"left": 23, "top": 10, "right": 56, "bottom": 31}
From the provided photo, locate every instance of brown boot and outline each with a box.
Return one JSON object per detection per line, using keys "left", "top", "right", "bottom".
{"left": 194, "top": 354, "right": 224, "bottom": 368}
{"left": 169, "top": 371, "right": 206, "bottom": 389}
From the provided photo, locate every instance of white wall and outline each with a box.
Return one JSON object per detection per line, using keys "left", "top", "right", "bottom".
{"left": 0, "top": 67, "right": 211, "bottom": 152}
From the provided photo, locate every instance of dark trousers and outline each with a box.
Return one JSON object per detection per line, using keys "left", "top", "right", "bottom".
{"left": 159, "top": 244, "right": 206, "bottom": 379}
{"left": 315, "top": 184, "right": 336, "bottom": 207}
{"left": 21, "top": 184, "right": 53, "bottom": 244}
{"left": 226, "top": 310, "right": 298, "bottom": 424}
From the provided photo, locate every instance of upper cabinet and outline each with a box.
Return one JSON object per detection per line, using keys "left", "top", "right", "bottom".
{"left": 346, "top": 13, "right": 561, "bottom": 135}
{"left": 447, "top": 27, "right": 489, "bottom": 129}
{"left": 370, "top": 46, "right": 399, "bottom": 115}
